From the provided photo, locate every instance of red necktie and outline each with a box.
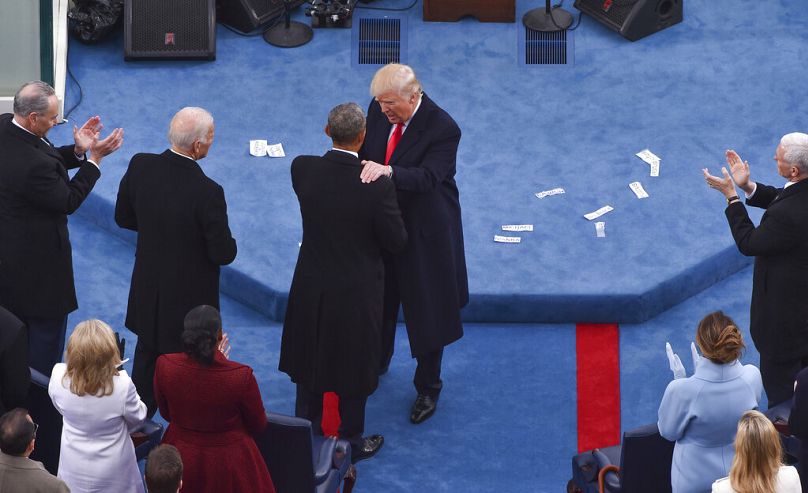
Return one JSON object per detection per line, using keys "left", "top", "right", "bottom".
{"left": 384, "top": 123, "right": 404, "bottom": 165}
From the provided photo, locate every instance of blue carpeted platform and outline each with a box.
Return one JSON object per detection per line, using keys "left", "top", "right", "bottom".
{"left": 49, "top": 0, "right": 806, "bottom": 325}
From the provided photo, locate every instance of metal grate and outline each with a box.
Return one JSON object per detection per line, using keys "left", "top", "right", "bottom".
{"left": 524, "top": 28, "right": 570, "bottom": 65}
{"left": 357, "top": 18, "right": 401, "bottom": 65}
{"left": 131, "top": 0, "right": 210, "bottom": 53}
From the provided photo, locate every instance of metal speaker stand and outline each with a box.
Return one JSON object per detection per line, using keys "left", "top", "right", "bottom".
{"left": 523, "top": 0, "right": 573, "bottom": 32}
{"left": 263, "top": 0, "right": 313, "bottom": 47}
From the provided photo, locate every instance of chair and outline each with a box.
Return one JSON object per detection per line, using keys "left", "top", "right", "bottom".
{"left": 569, "top": 423, "right": 675, "bottom": 493}
{"left": 27, "top": 367, "right": 164, "bottom": 474}
{"left": 764, "top": 400, "right": 801, "bottom": 465}
{"left": 256, "top": 412, "right": 354, "bottom": 493}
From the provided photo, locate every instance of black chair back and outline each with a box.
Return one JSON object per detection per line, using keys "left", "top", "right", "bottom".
{"left": 256, "top": 412, "right": 316, "bottom": 493}
{"left": 27, "top": 368, "right": 62, "bottom": 474}
{"left": 617, "top": 423, "right": 674, "bottom": 493}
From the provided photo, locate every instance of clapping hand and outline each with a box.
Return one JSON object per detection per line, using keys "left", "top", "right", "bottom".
{"left": 218, "top": 331, "right": 231, "bottom": 359}
{"left": 702, "top": 166, "right": 738, "bottom": 199}
{"left": 72, "top": 116, "right": 102, "bottom": 155}
{"left": 89, "top": 127, "right": 124, "bottom": 164}
{"left": 666, "top": 342, "right": 686, "bottom": 379}
{"left": 690, "top": 341, "right": 701, "bottom": 370}
{"left": 725, "top": 149, "right": 752, "bottom": 193}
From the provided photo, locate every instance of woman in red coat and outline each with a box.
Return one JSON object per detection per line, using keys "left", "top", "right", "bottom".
{"left": 154, "top": 305, "right": 275, "bottom": 493}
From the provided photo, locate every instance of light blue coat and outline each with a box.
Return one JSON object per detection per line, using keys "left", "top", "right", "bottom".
{"left": 658, "top": 359, "right": 763, "bottom": 493}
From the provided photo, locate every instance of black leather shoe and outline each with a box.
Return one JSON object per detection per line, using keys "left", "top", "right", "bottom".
{"left": 410, "top": 394, "right": 437, "bottom": 424}
{"left": 351, "top": 434, "right": 384, "bottom": 463}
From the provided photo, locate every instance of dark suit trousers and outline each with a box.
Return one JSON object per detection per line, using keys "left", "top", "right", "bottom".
{"left": 759, "top": 353, "right": 808, "bottom": 408}
{"left": 381, "top": 257, "right": 444, "bottom": 399}
{"left": 132, "top": 339, "right": 159, "bottom": 417}
{"left": 295, "top": 385, "right": 367, "bottom": 448}
{"left": 24, "top": 316, "right": 67, "bottom": 375}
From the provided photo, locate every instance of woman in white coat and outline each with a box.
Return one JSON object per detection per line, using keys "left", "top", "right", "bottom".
{"left": 48, "top": 319, "right": 147, "bottom": 493}
{"left": 659, "top": 311, "right": 763, "bottom": 493}
{"left": 711, "top": 410, "right": 801, "bottom": 493}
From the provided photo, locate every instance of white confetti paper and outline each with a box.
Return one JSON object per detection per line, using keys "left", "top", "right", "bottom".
{"left": 596, "top": 222, "right": 606, "bottom": 237}
{"left": 584, "top": 205, "right": 614, "bottom": 221}
{"left": 494, "top": 235, "right": 521, "bottom": 243}
{"left": 249, "top": 140, "right": 267, "bottom": 157}
{"left": 629, "top": 181, "right": 649, "bottom": 199}
{"left": 501, "top": 224, "right": 533, "bottom": 232}
{"left": 535, "top": 188, "right": 565, "bottom": 199}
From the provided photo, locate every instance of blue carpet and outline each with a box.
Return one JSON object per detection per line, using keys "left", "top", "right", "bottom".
{"left": 47, "top": 0, "right": 808, "bottom": 323}
{"left": 66, "top": 212, "right": 760, "bottom": 491}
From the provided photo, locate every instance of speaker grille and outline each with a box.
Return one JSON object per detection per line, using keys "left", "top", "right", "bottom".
{"left": 130, "top": 0, "right": 212, "bottom": 55}
{"left": 525, "top": 28, "right": 569, "bottom": 65}
{"left": 575, "top": 0, "right": 638, "bottom": 27}
{"left": 357, "top": 18, "right": 401, "bottom": 65}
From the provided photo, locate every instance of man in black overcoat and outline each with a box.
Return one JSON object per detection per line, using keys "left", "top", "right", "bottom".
{"left": 115, "top": 107, "right": 237, "bottom": 415}
{"left": 704, "top": 132, "right": 808, "bottom": 407}
{"left": 0, "top": 307, "right": 29, "bottom": 415}
{"left": 359, "top": 64, "right": 469, "bottom": 424}
{"left": 0, "top": 81, "right": 123, "bottom": 374}
{"left": 280, "top": 102, "right": 407, "bottom": 463}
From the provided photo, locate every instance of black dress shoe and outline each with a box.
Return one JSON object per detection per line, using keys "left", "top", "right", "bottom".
{"left": 410, "top": 394, "right": 437, "bottom": 424}
{"left": 351, "top": 434, "right": 384, "bottom": 463}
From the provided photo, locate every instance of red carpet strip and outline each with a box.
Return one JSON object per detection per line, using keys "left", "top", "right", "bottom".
{"left": 576, "top": 323, "right": 621, "bottom": 452}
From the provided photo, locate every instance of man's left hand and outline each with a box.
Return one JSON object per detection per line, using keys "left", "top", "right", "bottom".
{"left": 360, "top": 160, "right": 390, "bottom": 183}
{"left": 73, "top": 116, "right": 103, "bottom": 155}
{"left": 703, "top": 167, "right": 738, "bottom": 199}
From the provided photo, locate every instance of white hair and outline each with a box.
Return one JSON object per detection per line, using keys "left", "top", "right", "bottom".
{"left": 13, "top": 81, "right": 55, "bottom": 117}
{"left": 370, "top": 63, "right": 422, "bottom": 99}
{"left": 168, "top": 107, "right": 214, "bottom": 150}
{"left": 780, "top": 132, "right": 808, "bottom": 175}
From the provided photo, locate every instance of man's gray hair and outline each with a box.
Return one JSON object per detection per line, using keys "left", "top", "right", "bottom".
{"left": 328, "top": 103, "right": 366, "bottom": 144}
{"left": 370, "top": 63, "right": 422, "bottom": 98}
{"left": 168, "top": 107, "right": 214, "bottom": 150}
{"left": 780, "top": 132, "right": 808, "bottom": 175}
{"left": 13, "top": 81, "right": 55, "bottom": 117}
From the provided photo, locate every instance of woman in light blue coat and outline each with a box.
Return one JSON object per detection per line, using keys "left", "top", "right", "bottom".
{"left": 658, "top": 311, "right": 763, "bottom": 493}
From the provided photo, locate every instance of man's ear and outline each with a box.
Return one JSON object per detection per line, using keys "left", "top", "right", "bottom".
{"left": 324, "top": 125, "right": 332, "bottom": 138}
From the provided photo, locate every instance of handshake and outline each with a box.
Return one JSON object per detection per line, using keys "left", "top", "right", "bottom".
{"left": 665, "top": 341, "right": 702, "bottom": 379}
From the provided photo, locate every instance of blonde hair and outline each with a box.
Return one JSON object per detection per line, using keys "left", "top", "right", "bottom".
{"left": 64, "top": 320, "right": 122, "bottom": 397}
{"left": 370, "top": 63, "right": 422, "bottom": 99}
{"left": 728, "top": 410, "right": 783, "bottom": 493}
{"left": 695, "top": 311, "right": 745, "bottom": 364}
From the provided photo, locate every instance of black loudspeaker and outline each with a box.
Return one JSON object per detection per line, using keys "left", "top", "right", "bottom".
{"left": 573, "top": 0, "right": 682, "bottom": 41}
{"left": 218, "top": 0, "right": 306, "bottom": 33}
{"left": 124, "top": 0, "right": 216, "bottom": 60}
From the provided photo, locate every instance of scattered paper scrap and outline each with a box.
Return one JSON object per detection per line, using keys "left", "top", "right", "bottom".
{"left": 629, "top": 181, "right": 649, "bottom": 199}
{"left": 535, "top": 187, "right": 565, "bottom": 199}
{"left": 596, "top": 222, "right": 606, "bottom": 238}
{"left": 250, "top": 140, "right": 267, "bottom": 157}
{"left": 636, "top": 149, "right": 661, "bottom": 166}
{"left": 584, "top": 205, "right": 614, "bottom": 221}
{"left": 650, "top": 160, "right": 660, "bottom": 177}
{"left": 266, "top": 143, "right": 285, "bottom": 158}
{"left": 501, "top": 224, "right": 533, "bottom": 232}
{"left": 494, "top": 235, "right": 521, "bottom": 243}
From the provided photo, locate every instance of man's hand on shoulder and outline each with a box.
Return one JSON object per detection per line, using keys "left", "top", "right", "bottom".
{"left": 360, "top": 160, "right": 392, "bottom": 184}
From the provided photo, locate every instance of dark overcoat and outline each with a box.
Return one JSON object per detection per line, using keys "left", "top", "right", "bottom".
{"left": 0, "top": 113, "right": 99, "bottom": 318}
{"left": 359, "top": 94, "right": 469, "bottom": 357}
{"left": 115, "top": 150, "right": 237, "bottom": 354}
{"left": 726, "top": 179, "right": 808, "bottom": 359}
{"left": 279, "top": 150, "right": 407, "bottom": 398}
{"left": 0, "top": 305, "right": 29, "bottom": 415}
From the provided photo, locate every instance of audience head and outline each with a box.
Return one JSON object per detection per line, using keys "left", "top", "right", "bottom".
{"left": 728, "top": 410, "right": 783, "bottom": 493}
{"left": 13, "top": 81, "right": 59, "bottom": 138}
{"left": 65, "top": 319, "right": 122, "bottom": 397}
{"left": 326, "top": 103, "right": 366, "bottom": 149}
{"left": 168, "top": 107, "right": 214, "bottom": 160}
{"left": 778, "top": 132, "right": 808, "bottom": 179}
{"left": 370, "top": 63, "right": 422, "bottom": 125}
{"left": 695, "top": 311, "right": 744, "bottom": 364}
{"left": 181, "top": 305, "right": 221, "bottom": 365}
{"left": 0, "top": 408, "right": 37, "bottom": 457}
{"left": 145, "top": 444, "right": 184, "bottom": 493}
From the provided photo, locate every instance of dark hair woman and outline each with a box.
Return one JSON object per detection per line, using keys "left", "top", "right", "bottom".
{"left": 154, "top": 305, "right": 275, "bottom": 493}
